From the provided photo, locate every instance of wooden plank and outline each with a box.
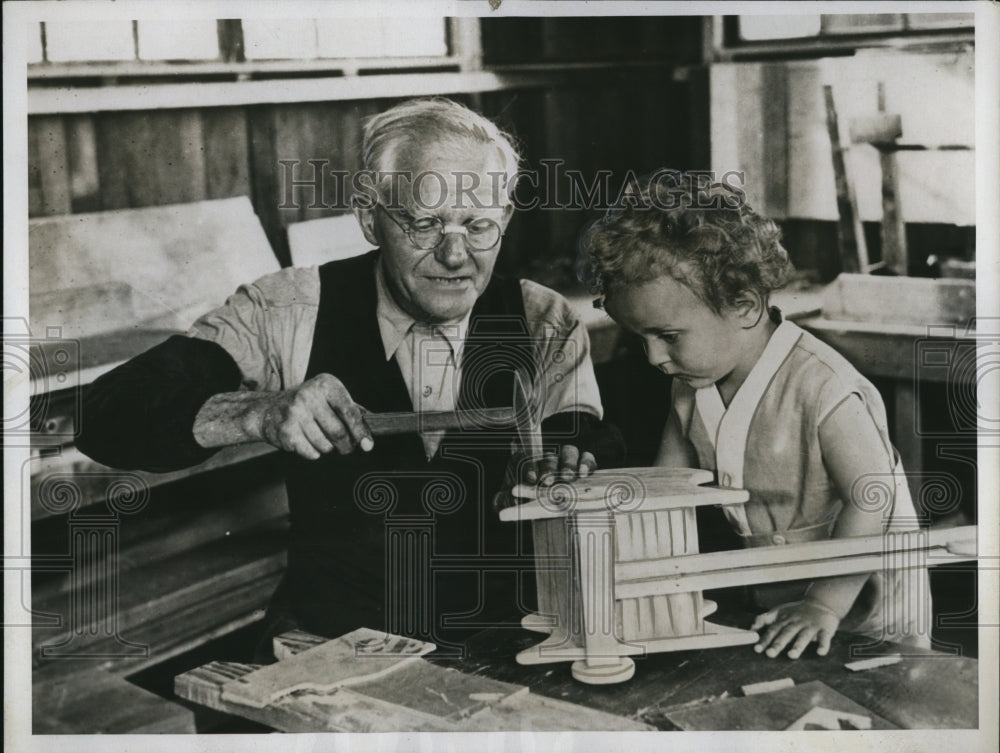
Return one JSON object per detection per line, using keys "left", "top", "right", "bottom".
{"left": 65, "top": 115, "right": 101, "bottom": 213}
{"left": 823, "top": 85, "right": 868, "bottom": 273}
{"left": 617, "top": 525, "right": 975, "bottom": 582}
{"left": 247, "top": 105, "right": 290, "bottom": 267}
{"left": 29, "top": 71, "right": 556, "bottom": 114}
{"left": 179, "top": 661, "right": 460, "bottom": 732}
{"left": 664, "top": 680, "right": 896, "bottom": 731}
{"left": 29, "top": 116, "right": 72, "bottom": 216}
{"left": 31, "top": 442, "right": 278, "bottom": 517}
{"left": 272, "top": 629, "right": 326, "bottom": 660}
{"left": 220, "top": 628, "right": 436, "bottom": 709}
{"left": 821, "top": 274, "right": 976, "bottom": 326}
{"left": 615, "top": 526, "right": 977, "bottom": 597}
{"left": 460, "top": 690, "right": 653, "bottom": 731}
{"left": 32, "top": 518, "right": 288, "bottom": 670}
{"left": 202, "top": 108, "right": 250, "bottom": 200}
{"left": 177, "top": 630, "right": 654, "bottom": 731}
{"left": 96, "top": 109, "right": 207, "bottom": 209}
{"left": 615, "top": 527, "right": 977, "bottom": 598}
{"left": 347, "top": 660, "right": 526, "bottom": 722}
{"left": 28, "top": 196, "right": 280, "bottom": 340}
{"left": 760, "top": 64, "right": 789, "bottom": 217}
{"left": 505, "top": 467, "right": 746, "bottom": 521}
{"left": 34, "top": 667, "right": 195, "bottom": 734}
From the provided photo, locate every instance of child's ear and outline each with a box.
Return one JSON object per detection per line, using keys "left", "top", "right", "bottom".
{"left": 733, "top": 290, "right": 766, "bottom": 327}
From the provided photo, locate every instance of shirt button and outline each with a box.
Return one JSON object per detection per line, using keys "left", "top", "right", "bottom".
{"left": 772, "top": 533, "right": 787, "bottom": 545}
{"left": 423, "top": 386, "right": 433, "bottom": 397}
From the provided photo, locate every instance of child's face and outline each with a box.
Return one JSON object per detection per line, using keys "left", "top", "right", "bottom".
{"left": 604, "top": 275, "right": 755, "bottom": 392}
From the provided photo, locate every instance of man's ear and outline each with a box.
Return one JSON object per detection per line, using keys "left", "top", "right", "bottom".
{"left": 353, "top": 205, "right": 379, "bottom": 247}
{"left": 499, "top": 201, "right": 515, "bottom": 232}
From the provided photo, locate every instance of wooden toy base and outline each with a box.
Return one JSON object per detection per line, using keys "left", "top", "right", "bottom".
{"left": 516, "top": 614, "right": 759, "bottom": 674}
{"left": 572, "top": 658, "right": 636, "bottom": 685}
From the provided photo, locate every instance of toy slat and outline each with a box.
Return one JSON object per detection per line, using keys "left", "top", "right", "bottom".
{"left": 574, "top": 519, "right": 636, "bottom": 664}
{"left": 503, "top": 468, "right": 747, "bottom": 521}
{"left": 615, "top": 526, "right": 975, "bottom": 587}
{"left": 616, "top": 541, "right": 976, "bottom": 599}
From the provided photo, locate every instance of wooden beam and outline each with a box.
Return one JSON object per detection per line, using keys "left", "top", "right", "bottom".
{"left": 823, "top": 85, "right": 869, "bottom": 274}
{"left": 614, "top": 526, "right": 977, "bottom": 598}
{"left": 28, "top": 71, "right": 557, "bottom": 114}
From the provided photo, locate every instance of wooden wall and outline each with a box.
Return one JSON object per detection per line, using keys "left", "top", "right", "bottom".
{"left": 27, "top": 17, "right": 709, "bottom": 288}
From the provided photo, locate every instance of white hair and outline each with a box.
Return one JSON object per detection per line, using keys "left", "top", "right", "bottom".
{"left": 360, "top": 97, "right": 522, "bottom": 206}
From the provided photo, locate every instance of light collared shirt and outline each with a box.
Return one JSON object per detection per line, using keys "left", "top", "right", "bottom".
{"left": 189, "top": 259, "right": 604, "bottom": 460}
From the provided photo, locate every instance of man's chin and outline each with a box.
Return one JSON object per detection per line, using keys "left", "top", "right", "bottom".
{"left": 418, "top": 297, "right": 478, "bottom": 323}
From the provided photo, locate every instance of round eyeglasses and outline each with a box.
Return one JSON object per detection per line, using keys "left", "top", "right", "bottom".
{"left": 378, "top": 204, "right": 503, "bottom": 251}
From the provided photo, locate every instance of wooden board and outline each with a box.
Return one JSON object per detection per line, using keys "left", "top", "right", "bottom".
{"left": 28, "top": 196, "right": 280, "bottom": 341}
{"left": 822, "top": 274, "right": 976, "bottom": 327}
{"left": 664, "top": 680, "right": 897, "bottom": 731}
{"left": 221, "top": 628, "right": 436, "bottom": 709}
{"left": 33, "top": 667, "right": 195, "bottom": 734}
{"left": 176, "top": 630, "right": 653, "bottom": 732}
{"left": 504, "top": 467, "right": 748, "bottom": 521}
{"left": 615, "top": 525, "right": 977, "bottom": 596}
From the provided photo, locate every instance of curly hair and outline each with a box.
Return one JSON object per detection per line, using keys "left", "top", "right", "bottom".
{"left": 581, "top": 171, "right": 793, "bottom": 313}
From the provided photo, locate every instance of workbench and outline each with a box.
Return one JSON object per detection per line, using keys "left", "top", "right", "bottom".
{"left": 175, "top": 616, "right": 978, "bottom": 731}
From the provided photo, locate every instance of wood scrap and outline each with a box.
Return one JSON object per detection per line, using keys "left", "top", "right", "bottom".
{"left": 741, "top": 677, "right": 795, "bottom": 696}
{"left": 664, "top": 680, "right": 896, "bottom": 731}
{"left": 220, "top": 628, "right": 435, "bottom": 709}
{"left": 845, "top": 654, "right": 902, "bottom": 672}
{"left": 787, "top": 705, "right": 873, "bottom": 730}
{"left": 176, "top": 630, "right": 654, "bottom": 732}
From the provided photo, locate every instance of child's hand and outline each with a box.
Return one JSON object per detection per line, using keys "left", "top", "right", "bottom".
{"left": 751, "top": 599, "right": 840, "bottom": 659}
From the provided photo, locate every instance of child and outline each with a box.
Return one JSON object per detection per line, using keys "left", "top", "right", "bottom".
{"left": 582, "top": 171, "right": 932, "bottom": 658}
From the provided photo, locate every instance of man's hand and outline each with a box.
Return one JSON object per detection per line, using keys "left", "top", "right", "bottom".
{"left": 492, "top": 445, "right": 597, "bottom": 512}
{"left": 751, "top": 599, "right": 841, "bottom": 660}
{"left": 193, "top": 373, "right": 374, "bottom": 460}
{"left": 253, "top": 374, "right": 373, "bottom": 459}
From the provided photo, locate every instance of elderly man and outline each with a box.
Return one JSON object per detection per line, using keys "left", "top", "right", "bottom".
{"left": 78, "top": 98, "right": 619, "bottom": 657}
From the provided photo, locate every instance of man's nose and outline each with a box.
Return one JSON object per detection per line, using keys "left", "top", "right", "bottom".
{"left": 435, "top": 231, "right": 470, "bottom": 268}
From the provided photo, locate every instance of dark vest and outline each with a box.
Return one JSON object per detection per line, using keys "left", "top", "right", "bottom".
{"left": 278, "top": 251, "right": 537, "bottom": 654}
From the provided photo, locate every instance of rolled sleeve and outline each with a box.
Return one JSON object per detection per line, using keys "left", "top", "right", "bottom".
{"left": 188, "top": 266, "right": 321, "bottom": 391}
{"left": 520, "top": 279, "right": 604, "bottom": 423}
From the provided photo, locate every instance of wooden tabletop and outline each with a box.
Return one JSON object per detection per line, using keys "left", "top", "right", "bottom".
{"left": 446, "top": 616, "right": 978, "bottom": 730}
{"left": 175, "top": 614, "right": 977, "bottom": 732}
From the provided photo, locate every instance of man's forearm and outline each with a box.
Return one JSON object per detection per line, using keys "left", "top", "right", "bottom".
{"left": 192, "top": 391, "right": 272, "bottom": 448}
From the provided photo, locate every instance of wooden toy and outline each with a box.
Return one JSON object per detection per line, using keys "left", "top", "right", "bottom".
{"left": 501, "top": 467, "right": 758, "bottom": 684}
{"left": 501, "top": 468, "right": 977, "bottom": 685}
